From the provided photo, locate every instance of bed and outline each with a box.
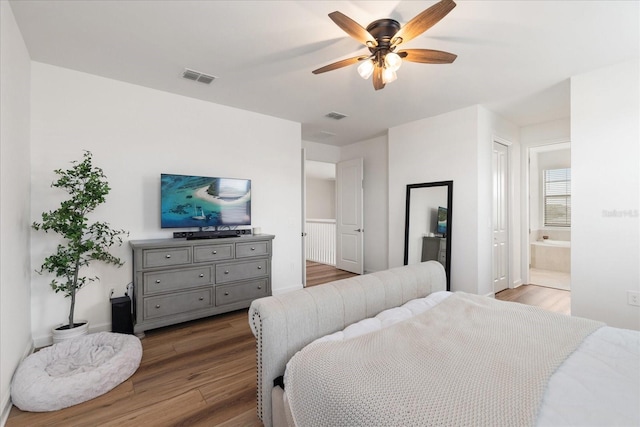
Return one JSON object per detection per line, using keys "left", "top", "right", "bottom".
{"left": 249, "top": 261, "right": 639, "bottom": 427}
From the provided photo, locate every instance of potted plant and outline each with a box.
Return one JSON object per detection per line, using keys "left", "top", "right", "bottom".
{"left": 32, "top": 151, "right": 128, "bottom": 343}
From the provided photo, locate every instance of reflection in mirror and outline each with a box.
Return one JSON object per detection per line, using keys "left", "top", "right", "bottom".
{"left": 404, "top": 181, "right": 453, "bottom": 290}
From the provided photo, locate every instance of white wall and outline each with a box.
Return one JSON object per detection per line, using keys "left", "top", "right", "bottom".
{"left": 571, "top": 59, "right": 640, "bottom": 330}
{"left": 389, "top": 105, "right": 519, "bottom": 295}
{"left": 0, "top": 1, "right": 33, "bottom": 421}
{"left": 29, "top": 63, "right": 302, "bottom": 345}
{"left": 302, "top": 140, "right": 340, "bottom": 164}
{"left": 520, "top": 118, "right": 570, "bottom": 146}
{"left": 538, "top": 149, "right": 570, "bottom": 171}
{"left": 389, "top": 106, "right": 479, "bottom": 293}
{"left": 340, "top": 134, "right": 388, "bottom": 273}
{"left": 306, "top": 177, "right": 335, "bottom": 219}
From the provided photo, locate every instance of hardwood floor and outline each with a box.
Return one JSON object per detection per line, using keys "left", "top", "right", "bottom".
{"left": 495, "top": 284, "right": 571, "bottom": 315}
{"left": 7, "top": 310, "right": 262, "bottom": 427}
{"left": 7, "top": 263, "right": 568, "bottom": 426}
{"left": 306, "top": 261, "right": 357, "bottom": 286}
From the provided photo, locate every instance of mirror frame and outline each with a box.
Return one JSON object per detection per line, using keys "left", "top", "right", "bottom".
{"left": 403, "top": 181, "right": 453, "bottom": 291}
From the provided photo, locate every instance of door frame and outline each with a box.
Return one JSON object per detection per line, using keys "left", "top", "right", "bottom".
{"left": 522, "top": 139, "right": 571, "bottom": 285}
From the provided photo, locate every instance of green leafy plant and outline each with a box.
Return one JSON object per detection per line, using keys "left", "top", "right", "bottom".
{"left": 32, "top": 151, "right": 128, "bottom": 330}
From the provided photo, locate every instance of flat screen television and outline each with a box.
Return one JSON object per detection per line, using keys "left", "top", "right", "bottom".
{"left": 436, "top": 206, "right": 447, "bottom": 237}
{"left": 161, "top": 173, "right": 251, "bottom": 229}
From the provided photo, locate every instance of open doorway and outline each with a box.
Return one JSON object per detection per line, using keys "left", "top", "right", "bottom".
{"left": 527, "top": 143, "right": 571, "bottom": 291}
{"left": 304, "top": 158, "right": 364, "bottom": 285}
{"left": 304, "top": 160, "right": 337, "bottom": 268}
{"left": 303, "top": 156, "right": 364, "bottom": 286}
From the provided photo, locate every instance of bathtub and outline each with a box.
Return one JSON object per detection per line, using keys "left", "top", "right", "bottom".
{"left": 530, "top": 239, "right": 571, "bottom": 273}
{"left": 532, "top": 239, "right": 570, "bottom": 248}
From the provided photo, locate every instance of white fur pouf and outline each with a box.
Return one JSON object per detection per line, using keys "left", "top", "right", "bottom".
{"left": 11, "top": 332, "right": 142, "bottom": 412}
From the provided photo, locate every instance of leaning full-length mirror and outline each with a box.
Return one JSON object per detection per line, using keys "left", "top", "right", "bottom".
{"left": 404, "top": 181, "right": 453, "bottom": 290}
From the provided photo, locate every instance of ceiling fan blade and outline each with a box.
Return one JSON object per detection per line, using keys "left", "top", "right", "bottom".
{"left": 398, "top": 49, "right": 457, "bottom": 64}
{"left": 312, "top": 56, "right": 368, "bottom": 74}
{"left": 392, "top": 0, "right": 456, "bottom": 47}
{"left": 373, "top": 66, "right": 385, "bottom": 90}
{"left": 329, "top": 11, "right": 378, "bottom": 47}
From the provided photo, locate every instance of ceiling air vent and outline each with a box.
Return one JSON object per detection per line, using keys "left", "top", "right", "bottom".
{"left": 182, "top": 68, "right": 216, "bottom": 84}
{"left": 325, "top": 111, "right": 348, "bottom": 120}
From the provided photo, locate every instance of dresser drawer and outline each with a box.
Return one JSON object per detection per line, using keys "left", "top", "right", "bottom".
{"left": 194, "top": 244, "right": 234, "bottom": 263}
{"left": 143, "top": 288, "right": 213, "bottom": 319}
{"left": 216, "top": 279, "right": 269, "bottom": 306}
{"left": 236, "top": 241, "right": 269, "bottom": 258}
{"left": 215, "top": 259, "right": 269, "bottom": 283}
{"left": 142, "top": 246, "right": 191, "bottom": 268}
{"left": 143, "top": 266, "right": 211, "bottom": 294}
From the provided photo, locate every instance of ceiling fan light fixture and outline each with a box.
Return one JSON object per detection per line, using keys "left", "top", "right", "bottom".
{"left": 384, "top": 52, "right": 402, "bottom": 72}
{"left": 382, "top": 68, "right": 397, "bottom": 84}
{"left": 313, "top": 0, "right": 457, "bottom": 90}
{"left": 357, "top": 59, "right": 375, "bottom": 79}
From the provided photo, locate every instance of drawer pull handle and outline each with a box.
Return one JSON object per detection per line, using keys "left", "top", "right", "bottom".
{"left": 199, "top": 273, "right": 204, "bottom": 278}
{"left": 257, "top": 266, "right": 262, "bottom": 270}
{"left": 199, "top": 297, "right": 204, "bottom": 301}
{"left": 166, "top": 254, "right": 171, "bottom": 259}
{"left": 212, "top": 250, "right": 217, "bottom": 254}
{"left": 155, "top": 279, "right": 161, "bottom": 284}
{"left": 224, "top": 292, "right": 229, "bottom": 296}
{"left": 155, "top": 304, "right": 161, "bottom": 309}
{"left": 224, "top": 270, "right": 229, "bottom": 274}
{"left": 258, "top": 285, "right": 262, "bottom": 289}
{"left": 251, "top": 247, "right": 256, "bottom": 251}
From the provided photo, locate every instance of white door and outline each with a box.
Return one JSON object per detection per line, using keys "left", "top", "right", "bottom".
{"left": 301, "top": 149, "right": 307, "bottom": 287}
{"left": 336, "top": 158, "right": 364, "bottom": 274}
{"left": 493, "top": 141, "right": 509, "bottom": 293}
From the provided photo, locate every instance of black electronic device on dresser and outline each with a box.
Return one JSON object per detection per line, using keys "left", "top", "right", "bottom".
{"left": 172, "top": 229, "right": 252, "bottom": 239}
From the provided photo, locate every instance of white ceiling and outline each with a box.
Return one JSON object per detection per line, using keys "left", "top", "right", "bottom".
{"left": 9, "top": 1, "right": 639, "bottom": 146}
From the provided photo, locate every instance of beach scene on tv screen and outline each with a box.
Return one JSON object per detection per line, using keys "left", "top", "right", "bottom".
{"left": 161, "top": 174, "right": 251, "bottom": 228}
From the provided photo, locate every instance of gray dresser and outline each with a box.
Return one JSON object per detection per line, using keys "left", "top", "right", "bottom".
{"left": 130, "top": 234, "right": 274, "bottom": 335}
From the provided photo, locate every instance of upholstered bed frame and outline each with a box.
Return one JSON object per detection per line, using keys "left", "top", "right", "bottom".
{"left": 248, "top": 261, "right": 447, "bottom": 427}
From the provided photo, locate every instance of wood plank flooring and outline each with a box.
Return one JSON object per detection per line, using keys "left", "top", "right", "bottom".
{"left": 495, "top": 284, "right": 571, "bottom": 315}
{"left": 306, "top": 261, "right": 357, "bottom": 286}
{"left": 7, "top": 309, "right": 262, "bottom": 427}
{"left": 7, "top": 263, "right": 569, "bottom": 426}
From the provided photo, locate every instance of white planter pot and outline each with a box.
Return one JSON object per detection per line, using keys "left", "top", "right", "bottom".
{"left": 52, "top": 320, "right": 89, "bottom": 344}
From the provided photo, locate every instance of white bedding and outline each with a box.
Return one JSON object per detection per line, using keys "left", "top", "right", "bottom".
{"left": 284, "top": 292, "right": 640, "bottom": 426}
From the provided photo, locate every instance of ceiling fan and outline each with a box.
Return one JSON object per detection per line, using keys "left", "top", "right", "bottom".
{"left": 312, "top": 0, "right": 457, "bottom": 91}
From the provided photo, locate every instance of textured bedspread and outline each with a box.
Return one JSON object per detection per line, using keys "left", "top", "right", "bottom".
{"left": 284, "top": 292, "right": 603, "bottom": 427}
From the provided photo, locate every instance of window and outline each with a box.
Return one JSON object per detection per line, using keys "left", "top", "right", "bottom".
{"left": 544, "top": 168, "right": 571, "bottom": 226}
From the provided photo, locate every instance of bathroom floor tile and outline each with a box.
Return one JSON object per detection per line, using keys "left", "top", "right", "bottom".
{"left": 529, "top": 268, "right": 570, "bottom": 291}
